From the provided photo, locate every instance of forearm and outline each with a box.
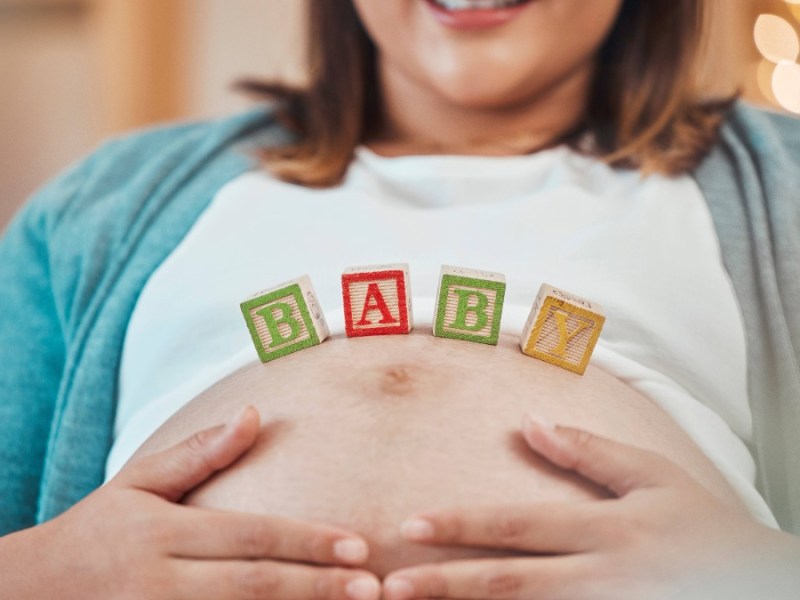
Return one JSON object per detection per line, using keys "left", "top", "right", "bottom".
{"left": 0, "top": 525, "right": 54, "bottom": 599}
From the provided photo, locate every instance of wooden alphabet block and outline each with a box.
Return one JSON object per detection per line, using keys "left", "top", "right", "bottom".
{"left": 341, "top": 263, "right": 413, "bottom": 337}
{"left": 520, "top": 283, "right": 605, "bottom": 375}
{"left": 241, "top": 275, "right": 330, "bottom": 363}
{"left": 433, "top": 265, "right": 506, "bottom": 345}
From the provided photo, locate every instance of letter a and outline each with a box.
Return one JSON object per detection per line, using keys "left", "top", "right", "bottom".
{"left": 357, "top": 283, "right": 398, "bottom": 325}
{"left": 257, "top": 302, "right": 301, "bottom": 347}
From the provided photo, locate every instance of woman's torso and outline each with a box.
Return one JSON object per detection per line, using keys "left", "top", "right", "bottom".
{"left": 105, "top": 145, "right": 777, "bottom": 575}
{"left": 131, "top": 331, "right": 745, "bottom": 577}
{"left": 109, "top": 146, "right": 762, "bottom": 516}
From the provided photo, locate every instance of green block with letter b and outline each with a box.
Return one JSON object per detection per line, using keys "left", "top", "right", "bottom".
{"left": 433, "top": 265, "right": 506, "bottom": 345}
{"left": 241, "top": 274, "right": 330, "bottom": 362}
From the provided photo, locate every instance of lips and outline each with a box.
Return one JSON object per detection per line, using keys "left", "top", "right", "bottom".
{"left": 430, "top": 0, "right": 530, "bottom": 9}
{"left": 424, "top": 0, "right": 534, "bottom": 30}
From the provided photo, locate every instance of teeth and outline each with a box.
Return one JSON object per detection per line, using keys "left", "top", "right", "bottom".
{"left": 432, "top": 0, "right": 527, "bottom": 10}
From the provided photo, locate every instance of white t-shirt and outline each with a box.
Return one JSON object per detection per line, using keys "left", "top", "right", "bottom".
{"left": 107, "top": 144, "right": 776, "bottom": 526}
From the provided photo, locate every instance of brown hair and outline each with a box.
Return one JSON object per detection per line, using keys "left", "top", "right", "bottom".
{"left": 240, "top": 0, "right": 732, "bottom": 187}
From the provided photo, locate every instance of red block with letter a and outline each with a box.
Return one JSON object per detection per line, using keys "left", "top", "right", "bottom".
{"left": 341, "top": 263, "right": 413, "bottom": 337}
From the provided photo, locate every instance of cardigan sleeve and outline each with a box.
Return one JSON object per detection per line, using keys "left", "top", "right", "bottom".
{"left": 695, "top": 103, "right": 800, "bottom": 533}
{"left": 0, "top": 158, "right": 93, "bottom": 535}
{"left": 0, "top": 107, "right": 281, "bottom": 531}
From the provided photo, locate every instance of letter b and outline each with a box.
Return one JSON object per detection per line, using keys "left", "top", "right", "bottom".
{"left": 257, "top": 302, "right": 301, "bottom": 347}
{"left": 433, "top": 266, "right": 506, "bottom": 346}
{"left": 450, "top": 289, "right": 489, "bottom": 331}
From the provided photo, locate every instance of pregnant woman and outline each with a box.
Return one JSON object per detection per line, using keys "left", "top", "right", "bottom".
{"left": 1, "top": 0, "right": 799, "bottom": 598}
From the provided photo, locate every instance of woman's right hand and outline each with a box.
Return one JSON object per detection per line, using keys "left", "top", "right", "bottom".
{"left": 1, "top": 406, "right": 380, "bottom": 600}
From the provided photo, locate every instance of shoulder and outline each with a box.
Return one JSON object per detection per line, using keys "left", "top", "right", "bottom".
{"left": 695, "top": 101, "right": 800, "bottom": 202}
{"left": 96, "top": 103, "right": 289, "bottom": 164}
{"left": 727, "top": 101, "right": 800, "bottom": 130}
{"left": 12, "top": 104, "right": 290, "bottom": 233}
{"left": 74, "top": 104, "right": 288, "bottom": 196}
{"left": 717, "top": 101, "right": 800, "bottom": 160}
{"left": 1, "top": 103, "right": 294, "bottom": 302}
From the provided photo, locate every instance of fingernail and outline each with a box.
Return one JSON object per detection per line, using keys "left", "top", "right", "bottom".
{"left": 346, "top": 576, "right": 380, "bottom": 600}
{"left": 400, "top": 517, "right": 434, "bottom": 541}
{"left": 384, "top": 578, "right": 415, "bottom": 600}
{"left": 334, "top": 538, "right": 369, "bottom": 563}
{"left": 524, "top": 412, "right": 556, "bottom": 432}
{"left": 226, "top": 405, "right": 252, "bottom": 431}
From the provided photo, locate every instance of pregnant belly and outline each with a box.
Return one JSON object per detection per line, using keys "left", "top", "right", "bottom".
{"left": 132, "top": 331, "right": 745, "bottom": 576}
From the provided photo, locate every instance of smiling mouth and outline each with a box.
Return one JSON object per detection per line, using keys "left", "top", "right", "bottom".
{"left": 424, "top": 0, "right": 535, "bottom": 29}
{"left": 428, "top": 0, "right": 532, "bottom": 10}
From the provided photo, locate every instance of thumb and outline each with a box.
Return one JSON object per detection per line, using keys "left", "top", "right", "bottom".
{"left": 115, "top": 405, "right": 261, "bottom": 501}
{"left": 521, "top": 413, "right": 684, "bottom": 497}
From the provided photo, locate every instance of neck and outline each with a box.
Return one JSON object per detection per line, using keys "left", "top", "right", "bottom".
{"left": 366, "top": 58, "right": 592, "bottom": 158}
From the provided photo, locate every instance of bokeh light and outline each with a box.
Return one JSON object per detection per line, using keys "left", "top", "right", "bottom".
{"left": 754, "top": 10, "right": 800, "bottom": 113}
{"left": 773, "top": 60, "right": 800, "bottom": 112}
{"left": 754, "top": 14, "right": 799, "bottom": 63}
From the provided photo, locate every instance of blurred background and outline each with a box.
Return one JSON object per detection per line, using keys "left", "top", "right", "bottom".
{"left": 1, "top": 0, "right": 799, "bottom": 230}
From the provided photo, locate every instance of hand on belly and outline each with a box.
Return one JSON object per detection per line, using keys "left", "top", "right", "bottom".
{"left": 131, "top": 331, "right": 744, "bottom": 578}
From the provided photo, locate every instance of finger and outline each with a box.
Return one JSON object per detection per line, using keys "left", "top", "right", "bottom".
{"left": 398, "top": 502, "right": 604, "bottom": 554}
{"left": 521, "top": 413, "right": 687, "bottom": 497}
{"left": 383, "top": 556, "right": 591, "bottom": 600}
{"left": 168, "top": 506, "right": 370, "bottom": 565}
{"left": 175, "top": 560, "right": 381, "bottom": 600}
{"left": 115, "top": 405, "right": 260, "bottom": 501}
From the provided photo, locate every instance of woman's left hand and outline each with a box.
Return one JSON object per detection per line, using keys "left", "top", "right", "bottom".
{"left": 382, "top": 414, "right": 800, "bottom": 600}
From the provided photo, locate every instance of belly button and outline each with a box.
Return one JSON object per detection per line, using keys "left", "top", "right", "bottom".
{"left": 379, "top": 365, "right": 415, "bottom": 396}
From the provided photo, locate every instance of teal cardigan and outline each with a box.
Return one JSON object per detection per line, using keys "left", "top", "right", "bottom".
{"left": 1, "top": 104, "right": 798, "bottom": 535}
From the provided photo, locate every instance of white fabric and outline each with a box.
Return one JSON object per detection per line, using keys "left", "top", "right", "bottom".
{"left": 108, "top": 145, "right": 776, "bottom": 526}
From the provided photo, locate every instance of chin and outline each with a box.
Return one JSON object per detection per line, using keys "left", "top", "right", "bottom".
{"left": 430, "top": 76, "right": 549, "bottom": 111}
{"left": 413, "top": 45, "right": 567, "bottom": 111}
{"left": 440, "top": 92, "right": 523, "bottom": 111}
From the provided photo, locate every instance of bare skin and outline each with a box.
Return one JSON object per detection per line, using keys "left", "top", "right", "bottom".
{"left": 128, "top": 332, "right": 748, "bottom": 578}
{"left": 0, "top": 408, "right": 381, "bottom": 600}
{"left": 3, "top": 349, "right": 796, "bottom": 599}
{"left": 352, "top": 0, "right": 622, "bottom": 156}
{"left": 383, "top": 417, "right": 800, "bottom": 600}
